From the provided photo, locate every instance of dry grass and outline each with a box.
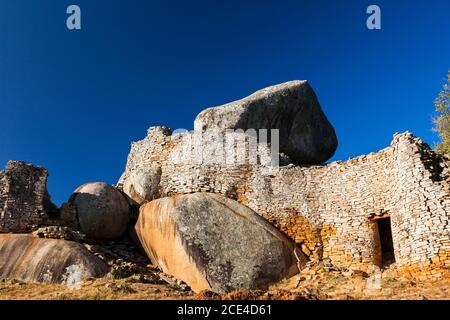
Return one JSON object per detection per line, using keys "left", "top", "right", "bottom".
{"left": 0, "top": 277, "right": 192, "bottom": 300}
{"left": 1, "top": 270, "right": 449, "bottom": 300}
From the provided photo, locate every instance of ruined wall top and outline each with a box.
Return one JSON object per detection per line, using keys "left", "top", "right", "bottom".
{"left": 0, "top": 160, "right": 57, "bottom": 233}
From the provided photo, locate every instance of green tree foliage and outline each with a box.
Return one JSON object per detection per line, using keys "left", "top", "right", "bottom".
{"left": 434, "top": 70, "right": 450, "bottom": 155}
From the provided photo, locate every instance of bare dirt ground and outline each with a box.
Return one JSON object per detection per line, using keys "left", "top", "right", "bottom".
{"left": 0, "top": 276, "right": 188, "bottom": 300}
{"left": 1, "top": 265, "right": 449, "bottom": 300}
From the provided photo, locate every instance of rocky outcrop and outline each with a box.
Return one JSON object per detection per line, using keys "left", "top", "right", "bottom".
{"left": 0, "top": 234, "right": 108, "bottom": 283}
{"left": 0, "top": 77, "right": 447, "bottom": 291}
{"left": 132, "top": 132, "right": 448, "bottom": 279}
{"left": 0, "top": 161, "right": 58, "bottom": 233}
{"left": 118, "top": 81, "right": 336, "bottom": 186}
{"left": 115, "top": 81, "right": 449, "bottom": 280}
{"left": 194, "top": 81, "right": 337, "bottom": 164}
{"left": 135, "top": 193, "right": 305, "bottom": 293}
{"left": 69, "top": 182, "right": 130, "bottom": 240}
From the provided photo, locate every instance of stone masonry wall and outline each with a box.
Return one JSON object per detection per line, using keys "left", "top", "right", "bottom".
{"left": 121, "top": 128, "right": 450, "bottom": 279}
{"left": 0, "top": 161, "right": 57, "bottom": 233}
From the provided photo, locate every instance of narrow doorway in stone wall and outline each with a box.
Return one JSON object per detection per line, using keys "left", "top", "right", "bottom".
{"left": 376, "top": 217, "right": 395, "bottom": 266}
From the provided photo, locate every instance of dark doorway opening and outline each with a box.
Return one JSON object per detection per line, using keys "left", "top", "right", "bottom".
{"left": 377, "top": 217, "right": 395, "bottom": 265}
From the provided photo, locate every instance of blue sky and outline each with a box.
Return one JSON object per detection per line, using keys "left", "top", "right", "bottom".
{"left": 0, "top": 0, "right": 449, "bottom": 205}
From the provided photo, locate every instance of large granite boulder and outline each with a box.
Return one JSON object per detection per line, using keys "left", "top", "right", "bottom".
{"left": 0, "top": 234, "right": 108, "bottom": 283}
{"left": 122, "top": 167, "right": 161, "bottom": 206}
{"left": 0, "top": 161, "right": 58, "bottom": 233}
{"left": 194, "top": 80, "right": 338, "bottom": 164}
{"left": 135, "top": 192, "right": 306, "bottom": 293}
{"left": 69, "top": 182, "right": 130, "bottom": 240}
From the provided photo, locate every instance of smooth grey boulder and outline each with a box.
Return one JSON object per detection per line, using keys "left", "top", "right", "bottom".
{"left": 0, "top": 234, "right": 108, "bottom": 284}
{"left": 135, "top": 192, "right": 306, "bottom": 293}
{"left": 194, "top": 80, "right": 338, "bottom": 164}
{"left": 69, "top": 182, "right": 130, "bottom": 240}
{"left": 122, "top": 167, "right": 161, "bottom": 206}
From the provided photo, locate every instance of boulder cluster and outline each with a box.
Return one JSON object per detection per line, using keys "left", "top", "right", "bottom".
{"left": 0, "top": 81, "right": 338, "bottom": 292}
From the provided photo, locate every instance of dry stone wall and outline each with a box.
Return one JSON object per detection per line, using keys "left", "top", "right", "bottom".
{"left": 0, "top": 161, "right": 58, "bottom": 233}
{"left": 120, "top": 129, "right": 450, "bottom": 279}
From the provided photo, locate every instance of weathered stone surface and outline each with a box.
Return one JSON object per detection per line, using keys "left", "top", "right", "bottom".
{"left": 115, "top": 81, "right": 449, "bottom": 280}
{"left": 120, "top": 121, "right": 449, "bottom": 279}
{"left": 123, "top": 167, "right": 161, "bottom": 206}
{"left": 146, "top": 132, "right": 449, "bottom": 279}
{"left": 194, "top": 81, "right": 338, "bottom": 164}
{"left": 0, "top": 234, "right": 108, "bottom": 283}
{"left": 0, "top": 161, "right": 58, "bottom": 233}
{"left": 135, "top": 192, "right": 305, "bottom": 294}
{"left": 69, "top": 182, "right": 130, "bottom": 240}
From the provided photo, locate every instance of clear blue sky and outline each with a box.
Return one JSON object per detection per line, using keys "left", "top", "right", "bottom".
{"left": 0, "top": 0, "right": 449, "bottom": 205}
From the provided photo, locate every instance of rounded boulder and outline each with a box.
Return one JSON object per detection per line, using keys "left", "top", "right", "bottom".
{"left": 0, "top": 234, "right": 108, "bottom": 284}
{"left": 135, "top": 192, "right": 306, "bottom": 293}
{"left": 69, "top": 182, "right": 130, "bottom": 240}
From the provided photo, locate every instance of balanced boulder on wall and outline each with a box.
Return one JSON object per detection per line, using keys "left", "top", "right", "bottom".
{"left": 194, "top": 80, "right": 338, "bottom": 164}
{"left": 69, "top": 182, "right": 130, "bottom": 240}
{"left": 135, "top": 192, "right": 306, "bottom": 294}
{"left": 0, "top": 234, "right": 108, "bottom": 283}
